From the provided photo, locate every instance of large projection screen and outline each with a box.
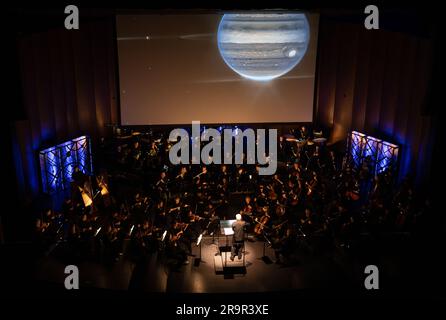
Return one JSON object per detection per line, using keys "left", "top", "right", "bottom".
{"left": 116, "top": 13, "right": 319, "bottom": 125}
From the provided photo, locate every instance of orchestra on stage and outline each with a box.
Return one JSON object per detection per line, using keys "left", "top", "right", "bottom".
{"left": 34, "top": 125, "right": 429, "bottom": 268}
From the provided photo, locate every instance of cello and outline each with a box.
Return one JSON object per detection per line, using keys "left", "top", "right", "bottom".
{"left": 254, "top": 206, "right": 270, "bottom": 235}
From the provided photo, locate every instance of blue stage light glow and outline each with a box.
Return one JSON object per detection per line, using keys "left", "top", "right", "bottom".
{"left": 376, "top": 141, "right": 399, "bottom": 174}
{"left": 350, "top": 131, "right": 365, "bottom": 168}
{"left": 39, "top": 136, "right": 93, "bottom": 194}
{"left": 348, "top": 131, "right": 399, "bottom": 177}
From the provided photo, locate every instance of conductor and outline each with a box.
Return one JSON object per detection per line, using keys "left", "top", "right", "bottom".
{"left": 230, "top": 214, "right": 249, "bottom": 261}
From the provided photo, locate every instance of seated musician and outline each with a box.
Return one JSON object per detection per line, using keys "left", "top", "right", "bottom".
{"left": 152, "top": 199, "right": 165, "bottom": 224}
{"left": 219, "top": 165, "right": 229, "bottom": 184}
{"left": 168, "top": 196, "right": 182, "bottom": 217}
{"left": 300, "top": 208, "right": 315, "bottom": 235}
{"left": 236, "top": 167, "right": 249, "bottom": 192}
{"left": 174, "top": 166, "right": 189, "bottom": 193}
{"left": 196, "top": 166, "right": 209, "bottom": 184}
{"left": 168, "top": 221, "right": 191, "bottom": 265}
{"left": 299, "top": 125, "right": 309, "bottom": 140}
{"left": 272, "top": 224, "right": 294, "bottom": 264}
{"left": 206, "top": 209, "right": 220, "bottom": 236}
{"left": 156, "top": 171, "right": 169, "bottom": 201}
{"left": 186, "top": 209, "right": 203, "bottom": 241}
{"left": 242, "top": 196, "right": 253, "bottom": 216}
{"left": 216, "top": 177, "right": 229, "bottom": 208}
{"left": 255, "top": 185, "right": 268, "bottom": 208}
{"left": 230, "top": 214, "right": 249, "bottom": 261}
{"left": 148, "top": 141, "right": 158, "bottom": 157}
{"left": 278, "top": 136, "right": 286, "bottom": 162}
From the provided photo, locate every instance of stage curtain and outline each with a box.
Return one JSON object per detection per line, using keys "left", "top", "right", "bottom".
{"left": 315, "top": 18, "right": 436, "bottom": 187}
{"left": 13, "top": 18, "right": 119, "bottom": 202}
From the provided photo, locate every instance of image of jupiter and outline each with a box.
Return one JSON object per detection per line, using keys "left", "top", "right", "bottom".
{"left": 217, "top": 13, "right": 310, "bottom": 81}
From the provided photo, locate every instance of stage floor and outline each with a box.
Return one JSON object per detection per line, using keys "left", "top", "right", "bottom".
{"left": 33, "top": 236, "right": 357, "bottom": 293}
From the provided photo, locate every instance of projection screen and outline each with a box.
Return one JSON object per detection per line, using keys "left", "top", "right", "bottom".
{"left": 116, "top": 13, "right": 319, "bottom": 125}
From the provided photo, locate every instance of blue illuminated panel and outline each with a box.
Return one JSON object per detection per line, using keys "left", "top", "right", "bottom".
{"left": 39, "top": 146, "right": 63, "bottom": 194}
{"left": 350, "top": 131, "right": 365, "bottom": 168}
{"left": 39, "top": 136, "right": 93, "bottom": 194}
{"left": 362, "top": 135, "right": 380, "bottom": 166}
{"left": 376, "top": 141, "right": 399, "bottom": 174}
{"left": 348, "top": 131, "right": 399, "bottom": 176}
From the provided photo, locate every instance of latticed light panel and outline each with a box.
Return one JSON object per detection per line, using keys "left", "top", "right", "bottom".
{"left": 350, "top": 131, "right": 366, "bottom": 169}
{"left": 376, "top": 141, "right": 398, "bottom": 174}
{"left": 348, "top": 131, "right": 399, "bottom": 176}
{"left": 39, "top": 146, "right": 63, "bottom": 194}
{"left": 39, "top": 136, "right": 93, "bottom": 194}
{"left": 72, "top": 136, "right": 93, "bottom": 175}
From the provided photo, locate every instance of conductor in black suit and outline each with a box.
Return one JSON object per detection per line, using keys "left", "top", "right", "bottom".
{"left": 230, "top": 214, "right": 249, "bottom": 261}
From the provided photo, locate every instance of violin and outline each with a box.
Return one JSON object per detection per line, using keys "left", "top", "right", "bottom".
{"left": 171, "top": 222, "right": 189, "bottom": 243}
{"left": 345, "top": 191, "right": 360, "bottom": 201}
{"left": 289, "top": 190, "right": 300, "bottom": 206}
{"left": 169, "top": 206, "right": 181, "bottom": 213}
{"left": 271, "top": 219, "right": 289, "bottom": 236}
{"left": 306, "top": 179, "right": 317, "bottom": 196}
{"left": 242, "top": 204, "right": 253, "bottom": 215}
{"left": 189, "top": 212, "right": 204, "bottom": 222}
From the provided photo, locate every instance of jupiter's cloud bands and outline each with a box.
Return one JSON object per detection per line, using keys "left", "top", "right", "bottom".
{"left": 217, "top": 13, "right": 310, "bottom": 81}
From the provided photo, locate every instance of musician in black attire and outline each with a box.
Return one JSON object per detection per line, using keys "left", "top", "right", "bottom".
{"left": 230, "top": 214, "right": 249, "bottom": 261}
{"left": 168, "top": 196, "right": 183, "bottom": 223}
{"left": 156, "top": 171, "right": 169, "bottom": 202}
{"left": 299, "top": 125, "right": 309, "bottom": 140}
{"left": 168, "top": 221, "right": 191, "bottom": 266}
{"left": 174, "top": 166, "right": 189, "bottom": 194}
{"left": 278, "top": 136, "right": 287, "bottom": 162}
{"left": 272, "top": 225, "right": 295, "bottom": 264}
{"left": 153, "top": 200, "right": 168, "bottom": 230}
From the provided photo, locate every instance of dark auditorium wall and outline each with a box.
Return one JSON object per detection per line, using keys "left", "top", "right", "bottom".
{"left": 315, "top": 17, "right": 436, "bottom": 187}
{"left": 13, "top": 18, "right": 119, "bottom": 202}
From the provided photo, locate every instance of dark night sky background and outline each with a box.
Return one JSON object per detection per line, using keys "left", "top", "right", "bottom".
{"left": 116, "top": 13, "right": 319, "bottom": 125}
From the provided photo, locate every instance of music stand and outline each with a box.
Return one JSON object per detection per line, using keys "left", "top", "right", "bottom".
{"left": 261, "top": 233, "right": 273, "bottom": 264}
{"left": 219, "top": 219, "right": 235, "bottom": 252}
{"left": 194, "top": 234, "right": 203, "bottom": 267}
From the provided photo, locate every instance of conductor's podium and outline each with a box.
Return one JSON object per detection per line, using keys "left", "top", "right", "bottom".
{"left": 214, "top": 220, "right": 246, "bottom": 275}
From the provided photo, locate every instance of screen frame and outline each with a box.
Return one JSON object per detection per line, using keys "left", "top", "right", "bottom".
{"left": 114, "top": 10, "right": 321, "bottom": 127}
